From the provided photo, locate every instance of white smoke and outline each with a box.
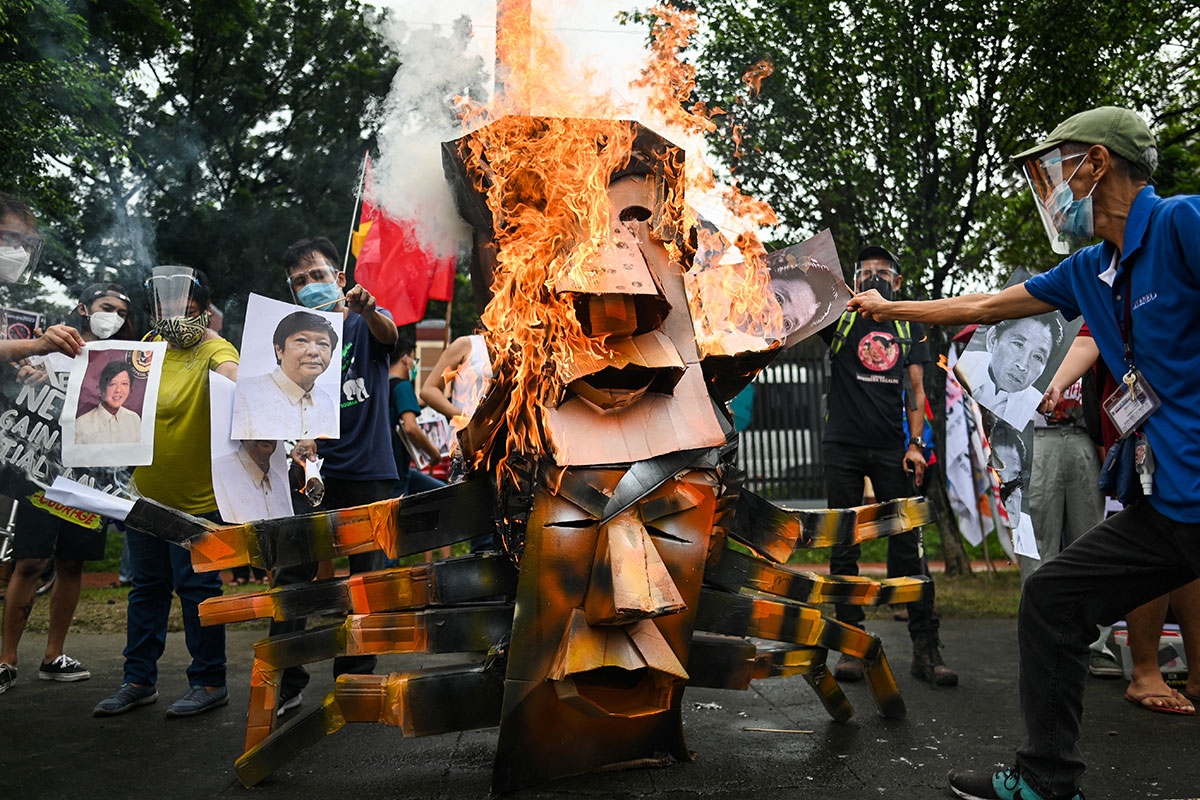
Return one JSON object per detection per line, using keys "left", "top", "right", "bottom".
{"left": 372, "top": 14, "right": 490, "bottom": 259}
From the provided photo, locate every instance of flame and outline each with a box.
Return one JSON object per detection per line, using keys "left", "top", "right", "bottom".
{"left": 452, "top": 3, "right": 786, "bottom": 471}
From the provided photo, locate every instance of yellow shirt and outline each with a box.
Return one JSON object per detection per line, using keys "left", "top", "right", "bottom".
{"left": 133, "top": 338, "right": 239, "bottom": 514}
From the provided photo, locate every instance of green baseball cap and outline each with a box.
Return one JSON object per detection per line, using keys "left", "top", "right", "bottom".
{"left": 1011, "top": 106, "right": 1158, "bottom": 176}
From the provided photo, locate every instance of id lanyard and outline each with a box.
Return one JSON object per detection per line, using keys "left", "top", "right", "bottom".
{"left": 1103, "top": 252, "right": 1161, "bottom": 438}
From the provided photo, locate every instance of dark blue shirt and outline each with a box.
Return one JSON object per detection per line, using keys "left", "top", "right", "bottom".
{"left": 319, "top": 311, "right": 399, "bottom": 482}
{"left": 1025, "top": 185, "right": 1200, "bottom": 522}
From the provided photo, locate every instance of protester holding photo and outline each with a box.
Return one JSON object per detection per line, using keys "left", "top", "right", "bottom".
{"left": 94, "top": 267, "right": 238, "bottom": 719}
{"left": 268, "top": 237, "right": 397, "bottom": 717}
{"left": 849, "top": 107, "right": 1200, "bottom": 800}
{"left": 0, "top": 280, "right": 136, "bottom": 695}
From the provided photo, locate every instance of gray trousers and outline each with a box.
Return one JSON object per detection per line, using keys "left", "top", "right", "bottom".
{"left": 1020, "top": 426, "right": 1103, "bottom": 579}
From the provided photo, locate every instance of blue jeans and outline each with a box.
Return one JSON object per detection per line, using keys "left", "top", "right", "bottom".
{"left": 396, "top": 468, "right": 445, "bottom": 497}
{"left": 123, "top": 518, "right": 225, "bottom": 688}
{"left": 823, "top": 441, "right": 937, "bottom": 638}
{"left": 1015, "top": 500, "right": 1200, "bottom": 796}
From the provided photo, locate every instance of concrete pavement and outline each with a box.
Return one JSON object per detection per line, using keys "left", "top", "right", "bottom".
{"left": 2, "top": 618, "right": 1197, "bottom": 799}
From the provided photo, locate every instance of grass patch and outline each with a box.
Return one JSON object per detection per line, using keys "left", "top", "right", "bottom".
{"left": 22, "top": 583, "right": 272, "bottom": 637}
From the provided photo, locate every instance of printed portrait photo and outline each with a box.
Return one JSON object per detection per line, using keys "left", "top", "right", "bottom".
{"left": 765, "top": 228, "right": 853, "bottom": 348}
{"left": 60, "top": 340, "right": 165, "bottom": 467}
{"left": 955, "top": 270, "right": 1082, "bottom": 432}
{"left": 230, "top": 293, "right": 343, "bottom": 441}
{"left": 209, "top": 372, "right": 292, "bottom": 523}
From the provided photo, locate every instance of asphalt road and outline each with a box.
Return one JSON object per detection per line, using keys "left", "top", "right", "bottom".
{"left": 2, "top": 618, "right": 1197, "bottom": 799}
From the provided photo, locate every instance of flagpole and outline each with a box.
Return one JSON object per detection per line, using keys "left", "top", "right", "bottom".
{"left": 343, "top": 151, "right": 368, "bottom": 274}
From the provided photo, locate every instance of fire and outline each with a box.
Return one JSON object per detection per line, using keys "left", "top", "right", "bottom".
{"left": 451, "top": 2, "right": 785, "bottom": 470}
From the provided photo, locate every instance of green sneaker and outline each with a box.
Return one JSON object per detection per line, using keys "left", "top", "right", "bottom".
{"left": 947, "top": 768, "right": 1084, "bottom": 800}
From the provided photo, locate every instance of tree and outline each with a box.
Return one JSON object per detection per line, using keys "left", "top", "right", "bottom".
{"left": 3, "top": 1, "right": 400, "bottom": 335}
{"left": 687, "top": 0, "right": 1200, "bottom": 571}
{"left": 82, "top": 0, "right": 400, "bottom": 338}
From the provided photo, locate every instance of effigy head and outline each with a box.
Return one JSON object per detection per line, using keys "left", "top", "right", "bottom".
{"left": 492, "top": 466, "right": 720, "bottom": 790}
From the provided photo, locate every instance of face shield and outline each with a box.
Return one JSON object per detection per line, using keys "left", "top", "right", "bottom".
{"left": 0, "top": 228, "right": 44, "bottom": 284}
{"left": 146, "top": 266, "right": 203, "bottom": 319}
{"left": 853, "top": 258, "right": 899, "bottom": 299}
{"left": 1022, "top": 149, "right": 1093, "bottom": 255}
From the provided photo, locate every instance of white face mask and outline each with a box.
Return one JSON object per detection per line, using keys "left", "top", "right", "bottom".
{"left": 88, "top": 311, "right": 125, "bottom": 339}
{"left": 0, "top": 246, "right": 30, "bottom": 282}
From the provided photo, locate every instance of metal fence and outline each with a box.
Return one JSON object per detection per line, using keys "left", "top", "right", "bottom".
{"left": 737, "top": 336, "right": 827, "bottom": 501}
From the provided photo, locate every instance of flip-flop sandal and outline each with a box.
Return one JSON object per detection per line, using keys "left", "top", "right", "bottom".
{"left": 1125, "top": 691, "right": 1196, "bottom": 716}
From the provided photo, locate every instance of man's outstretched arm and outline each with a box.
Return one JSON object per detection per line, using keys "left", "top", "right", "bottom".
{"left": 850, "top": 283, "right": 1055, "bottom": 326}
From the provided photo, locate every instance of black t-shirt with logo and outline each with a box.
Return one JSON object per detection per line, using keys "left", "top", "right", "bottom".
{"left": 819, "top": 313, "right": 930, "bottom": 448}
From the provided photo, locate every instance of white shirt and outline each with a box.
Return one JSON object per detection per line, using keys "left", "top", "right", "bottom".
{"left": 956, "top": 350, "right": 1041, "bottom": 431}
{"left": 231, "top": 367, "right": 338, "bottom": 440}
{"left": 211, "top": 446, "right": 293, "bottom": 523}
{"left": 74, "top": 404, "right": 141, "bottom": 444}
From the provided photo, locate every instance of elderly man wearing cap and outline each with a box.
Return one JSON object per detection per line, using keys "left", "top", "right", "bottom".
{"left": 819, "top": 244, "right": 957, "bottom": 689}
{"left": 851, "top": 106, "right": 1200, "bottom": 800}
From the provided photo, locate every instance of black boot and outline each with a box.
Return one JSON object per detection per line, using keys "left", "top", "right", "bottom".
{"left": 833, "top": 652, "right": 864, "bottom": 682}
{"left": 911, "top": 633, "right": 957, "bottom": 687}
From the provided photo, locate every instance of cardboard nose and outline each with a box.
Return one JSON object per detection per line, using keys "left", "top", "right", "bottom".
{"left": 584, "top": 511, "right": 685, "bottom": 626}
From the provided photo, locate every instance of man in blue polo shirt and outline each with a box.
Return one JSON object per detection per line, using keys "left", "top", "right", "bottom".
{"left": 848, "top": 107, "right": 1200, "bottom": 800}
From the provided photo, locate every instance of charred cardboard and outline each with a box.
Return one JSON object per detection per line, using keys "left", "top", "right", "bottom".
{"left": 546, "top": 363, "right": 725, "bottom": 466}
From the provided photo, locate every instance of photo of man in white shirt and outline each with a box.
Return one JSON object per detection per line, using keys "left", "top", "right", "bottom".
{"left": 212, "top": 439, "right": 293, "bottom": 523}
{"left": 231, "top": 310, "right": 339, "bottom": 440}
{"left": 74, "top": 360, "right": 141, "bottom": 444}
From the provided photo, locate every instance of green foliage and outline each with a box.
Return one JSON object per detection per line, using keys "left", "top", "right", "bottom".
{"left": 2, "top": 0, "right": 401, "bottom": 335}
{"left": 690, "top": 0, "right": 1198, "bottom": 299}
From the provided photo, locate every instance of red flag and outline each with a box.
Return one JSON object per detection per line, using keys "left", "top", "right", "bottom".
{"left": 351, "top": 158, "right": 458, "bottom": 326}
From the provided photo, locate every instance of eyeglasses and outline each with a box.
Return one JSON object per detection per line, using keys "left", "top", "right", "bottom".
{"left": 854, "top": 264, "right": 898, "bottom": 281}
{"left": 287, "top": 264, "right": 338, "bottom": 289}
{"left": 0, "top": 229, "right": 43, "bottom": 251}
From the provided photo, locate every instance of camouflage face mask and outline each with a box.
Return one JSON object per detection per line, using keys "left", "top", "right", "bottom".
{"left": 153, "top": 311, "right": 211, "bottom": 349}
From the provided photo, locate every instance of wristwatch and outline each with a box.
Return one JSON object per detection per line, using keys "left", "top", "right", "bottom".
{"left": 908, "top": 436, "right": 927, "bottom": 451}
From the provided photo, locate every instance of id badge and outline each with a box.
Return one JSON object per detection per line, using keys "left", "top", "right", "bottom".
{"left": 1103, "top": 369, "right": 1161, "bottom": 438}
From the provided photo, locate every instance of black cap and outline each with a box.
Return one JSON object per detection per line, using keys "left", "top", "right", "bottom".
{"left": 856, "top": 245, "right": 899, "bottom": 269}
{"left": 78, "top": 283, "right": 132, "bottom": 305}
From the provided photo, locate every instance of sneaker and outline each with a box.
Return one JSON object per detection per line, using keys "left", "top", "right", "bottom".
{"left": 912, "top": 634, "right": 958, "bottom": 687}
{"left": 1087, "top": 648, "right": 1123, "bottom": 678}
{"left": 165, "top": 685, "right": 229, "bottom": 718}
{"left": 276, "top": 690, "right": 303, "bottom": 718}
{"left": 94, "top": 682, "right": 158, "bottom": 716}
{"left": 38, "top": 654, "right": 91, "bottom": 682}
{"left": 947, "top": 767, "right": 1084, "bottom": 800}
{"left": 0, "top": 663, "right": 15, "bottom": 694}
{"left": 832, "top": 653, "right": 864, "bottom": 682}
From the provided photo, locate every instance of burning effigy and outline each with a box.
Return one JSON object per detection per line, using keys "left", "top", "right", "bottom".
{"left": 106, "top": 3, "right": 935, "bottom": 793}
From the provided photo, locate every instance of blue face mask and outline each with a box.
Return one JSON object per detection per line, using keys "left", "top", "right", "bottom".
{"left": 296, "top": 281, "right": 341, "bottom": 309}
{"left": 1048, "top": 180, "right": 1096, "bottom": 242}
